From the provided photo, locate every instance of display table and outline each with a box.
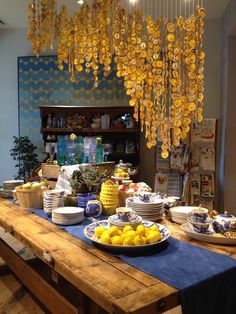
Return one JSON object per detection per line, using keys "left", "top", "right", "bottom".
{"left": 0, "top": 197, "right": 235, "bottom": 314}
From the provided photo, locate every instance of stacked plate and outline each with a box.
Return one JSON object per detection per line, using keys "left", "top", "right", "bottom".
{"left": 126, "top": 197, "right": 164, "bottom": 222}
{"left": 170, "top": 206, "right": 197, "bottom": 224}
{"left": 52, "top": 207, "right": 84, "bottom": 225}
{"left": 43, "top": 189, "right": 65, "bottom": 215}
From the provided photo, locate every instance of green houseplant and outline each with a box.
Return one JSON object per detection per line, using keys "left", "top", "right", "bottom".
{"left": 65, "top": 165, "right": 110, "bottom": 206}
{"left": 10, "top": 136, "right": 39, "bottom": 180}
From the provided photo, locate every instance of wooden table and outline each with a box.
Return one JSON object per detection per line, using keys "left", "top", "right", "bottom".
{"left": 0, "top": 198, "right": 235, "bottom": 314}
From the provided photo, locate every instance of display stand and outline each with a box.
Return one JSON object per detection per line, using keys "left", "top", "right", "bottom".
{"left": 188, "top": 119, "right": 217, "bottom": 210}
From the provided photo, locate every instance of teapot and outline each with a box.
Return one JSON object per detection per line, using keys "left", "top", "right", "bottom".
{"left": 212, "top": 212, "right": 235, "bottom": 234}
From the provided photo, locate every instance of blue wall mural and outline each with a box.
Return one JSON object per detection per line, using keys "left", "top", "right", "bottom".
{"left": 18, "top": 55, "right": 128, "bottom": 160}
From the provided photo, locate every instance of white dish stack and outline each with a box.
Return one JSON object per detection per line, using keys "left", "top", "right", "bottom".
{"left": 43, "top": 190, "right": 65, "bottom": 215}
{"left": 170, "top": 206, "right": 196, "bottom": 224}
{"left": 52, "top": 207, "right": 84, "bottom": 225}
{"left": 126, "top": 197, "right": 164, "bottom": 222}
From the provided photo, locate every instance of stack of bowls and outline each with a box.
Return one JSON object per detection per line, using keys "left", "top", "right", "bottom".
{"left": 100, "top": 183, "right": 119, "bottom": 215}
{"left": 43, "top": 190, "right": 65, "bottom": 216}
{"left": 170, "top": 206, "right": 195, "bottom": 224}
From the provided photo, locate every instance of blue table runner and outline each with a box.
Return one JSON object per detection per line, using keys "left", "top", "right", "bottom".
{"left": 31, "top": 210, "right": 236, "bottom": 314}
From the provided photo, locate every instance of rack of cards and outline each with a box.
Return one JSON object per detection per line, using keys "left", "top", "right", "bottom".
{"left": 188, "top": 119, "right": 217, "bottom": 210}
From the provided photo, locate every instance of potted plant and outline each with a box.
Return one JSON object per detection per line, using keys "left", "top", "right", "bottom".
{"left": 65, "top": 165, "right": 110, "bottom": 206}
{"left": 10, "top": 136, "right": 39, "bottom": 181}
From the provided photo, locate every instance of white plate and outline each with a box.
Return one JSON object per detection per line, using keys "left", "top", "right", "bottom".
{"left": 52, "top": 207, "right": 84, "bottom": 215}
{"left": 181, "top": 223, "right": 236, "bottom": 245}
{"left": 84, "top": 220, "right": 170, "bottom": 252}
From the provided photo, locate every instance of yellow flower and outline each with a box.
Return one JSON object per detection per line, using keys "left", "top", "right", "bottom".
{"left": 70, "top": 133, "right": 77, "bottom": 141}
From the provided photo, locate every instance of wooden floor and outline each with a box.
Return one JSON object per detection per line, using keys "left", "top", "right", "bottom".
{"left": 0, "top": 272, "right": 181, "bottom": 314}
{"left": 0, "top": 273, "right": 44, "bottom": 314}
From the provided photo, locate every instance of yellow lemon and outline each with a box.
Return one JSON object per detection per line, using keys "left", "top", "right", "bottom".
{"left": 149, "top": 225, "right": 159, "bottom": 232}
{"left": 146, "top": 231, "right": 161, "bottom": 244}
{"left": 126, "top": 230, "right": 137, "bottom": 238}
{"left": 120, "top": 233, "right": 127, "bottom": 243}
{"left": 94, "top": 226, "right": 107, "bottom": 238}
{"left": 133, "top": 235, "right": 146, "bottom": 246}
{"left": 108, "top": 226, "right": 120, "bottom": 237}
{"left": 136, "top": 225, "right": 146, "bottom": 236}
{"left": 111, "top": 235, "right": 122, "bottom": 245}
{"left": 123, "top": 236, "right": 134, "bottom": 246}
{"left": 123, "top": 225, "right": 133, "bottom": 233}
{"left": 141, "top": 236, "right": 147, "bottom": 244}
{"left": 100, "top": 232, "right": 111, "bottom": 244}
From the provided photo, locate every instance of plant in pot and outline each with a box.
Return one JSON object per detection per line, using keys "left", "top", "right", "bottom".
{"left": 65, "top": 165, "right": 110, "bottom": 207}
{"left": 10, "top": 136, "right": 39, "bottom": 181}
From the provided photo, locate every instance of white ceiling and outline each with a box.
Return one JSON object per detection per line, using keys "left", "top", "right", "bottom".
{"left": 0, "top": 0, "right": 230, "bottom": 28}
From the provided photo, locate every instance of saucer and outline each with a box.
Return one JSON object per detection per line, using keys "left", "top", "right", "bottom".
{"left": 108, "top": 214, "right": 142, "bottom": 228}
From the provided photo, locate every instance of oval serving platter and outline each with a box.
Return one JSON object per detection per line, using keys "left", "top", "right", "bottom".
{"left": 84, "top": 220, "right": 170, "bottom": 252}
{"left": 181, "top": 223, "right": 236, "bottom": 245}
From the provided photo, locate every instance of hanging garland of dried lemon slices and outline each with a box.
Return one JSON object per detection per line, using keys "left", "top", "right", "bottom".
{"left": 27, "top": 0, "right": 205, "bottom": 158}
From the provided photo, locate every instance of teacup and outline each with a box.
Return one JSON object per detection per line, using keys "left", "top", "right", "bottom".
{"left": 188, "top": 220, "right": 210, "bottom": 234}
{"left": 116, "top": 207, "right": 135, "bottom": 222}
{"left": 187, "top": 207, "right": 208, "bottom": 223}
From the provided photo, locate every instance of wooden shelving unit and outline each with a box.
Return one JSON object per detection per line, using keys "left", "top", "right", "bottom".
{"left": 39, "top": 106, "right": 140, "bottom": 177}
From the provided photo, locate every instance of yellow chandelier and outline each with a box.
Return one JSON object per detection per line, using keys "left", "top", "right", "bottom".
{"left": 27, "top": 0, "right": 205, "bottom": 158}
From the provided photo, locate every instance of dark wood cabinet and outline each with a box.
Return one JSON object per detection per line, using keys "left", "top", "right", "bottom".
{"left": 39, "top": 105, "right": 140, "bottom": 172}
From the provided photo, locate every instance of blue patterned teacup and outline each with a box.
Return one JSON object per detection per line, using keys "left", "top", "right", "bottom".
{"left": 116, "top": 207, "right": 135, "bottom": 222}
{"left": 188, "top": 220, "right": 210, "bottom": 234}
{"left": 188, "top": 207, "right": 209, "bottom": 223}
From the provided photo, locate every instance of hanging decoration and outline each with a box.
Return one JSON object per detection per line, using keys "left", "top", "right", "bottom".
{"left": 27, "top": 0, "right": 205, "bottom": 158}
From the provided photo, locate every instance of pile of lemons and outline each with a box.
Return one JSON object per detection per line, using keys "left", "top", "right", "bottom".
{"left": 94, "top": 224, "right": 162, "bottom": 246}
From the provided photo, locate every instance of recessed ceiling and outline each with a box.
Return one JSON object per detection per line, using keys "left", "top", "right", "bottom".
{"left": 0, "top": 0, "right": 230, "bottom": 29}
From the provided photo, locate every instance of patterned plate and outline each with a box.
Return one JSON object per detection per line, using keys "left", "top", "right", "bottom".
{"left": 84, "top": 220, "right": 170, "bottom": 252}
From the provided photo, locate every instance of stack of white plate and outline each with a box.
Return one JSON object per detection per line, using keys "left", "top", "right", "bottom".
{"left": 52, "top": 207, "right": 84, "bottom": 225}
{"left": 43, "top": 190, "right": 65, "bottom": 215}
{"left": 126, "top": 197, "right": 164, "bottom": 222}
{"left": 170, "top": 206, "right": 196, "bottom": 224}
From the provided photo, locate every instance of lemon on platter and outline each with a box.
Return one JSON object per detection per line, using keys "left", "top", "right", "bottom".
{"left": 126, "top": 230, "right": 137, "bottom": 238}
{"left": 133, "top": 235, "right": 146, "bottom": 246}
{"left": 146, "top": 230, "right": 162, "bottom": 244}
{"left": 94, "top": 226, "right": 106, "bottom": 238}
{"left": 111, "top": 235, "right": 122, "bottom": 245}
{"left": 136, "top": 224, "right": 146, "bottom": 236}
{"left": 100, "top": 232, "right": 111, "bottom": 244}
{"left": 108, "top": 226, "right": 120, "bottom": 237}
{"left": 123, "top": 236, "right": 134, "bottom": 246}
{"left": 123, "top": 225, "right": 133, "bottom": 233}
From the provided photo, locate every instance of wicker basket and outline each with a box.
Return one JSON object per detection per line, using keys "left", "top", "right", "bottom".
{"left": 15, "top": 186, "right": 48, "bottom": 210}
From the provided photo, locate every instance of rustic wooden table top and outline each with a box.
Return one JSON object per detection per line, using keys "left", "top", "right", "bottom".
{"left": 0, "top": 198, "right": 235, "bottom": 314}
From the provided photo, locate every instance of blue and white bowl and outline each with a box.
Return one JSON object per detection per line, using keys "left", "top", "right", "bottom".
{"left": 187, "top": 217, "right": 210, "bottom": 234}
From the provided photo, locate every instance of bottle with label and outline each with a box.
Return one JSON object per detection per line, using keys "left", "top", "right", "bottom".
{"left": 96, "top": 137, "right": 103, "bottom": 163}
{"left": 57, "top": 136, "right": 66, "bottom": 166}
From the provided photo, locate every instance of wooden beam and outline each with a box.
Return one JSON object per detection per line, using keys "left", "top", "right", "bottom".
{"left": 0, "top": 238, "right": 79, "bottom": 314}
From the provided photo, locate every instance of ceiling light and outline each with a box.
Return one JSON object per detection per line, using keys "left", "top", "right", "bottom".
{"left": 77, "top": 0, "right": 84, "bottom": 5}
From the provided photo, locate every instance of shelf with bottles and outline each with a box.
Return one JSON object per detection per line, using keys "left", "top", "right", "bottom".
{"left": 40, "top": 127, "right": 139, "bottom": 134}
{"left": 39, "top": 106, "right": 138, "bottom": 135}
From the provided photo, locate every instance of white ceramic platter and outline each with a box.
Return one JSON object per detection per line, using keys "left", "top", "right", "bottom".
{"left": 181, "top": 223, "right": 236, "bottom": 245}
{"left": 84, "top": 220, "right": 170, "bottom": 252}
